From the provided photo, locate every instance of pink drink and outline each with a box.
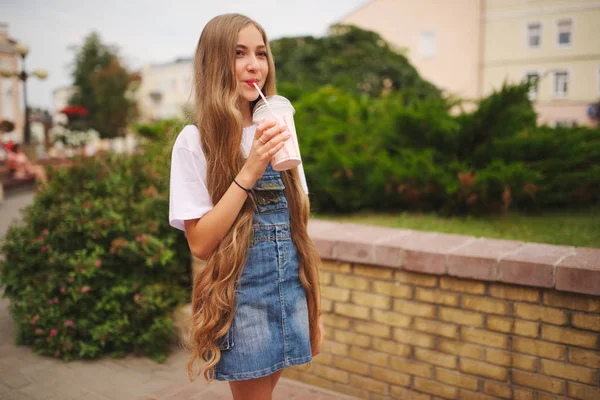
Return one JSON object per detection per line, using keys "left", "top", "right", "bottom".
{"left": 252, "top": 95, "right": 302, "bottom": 171}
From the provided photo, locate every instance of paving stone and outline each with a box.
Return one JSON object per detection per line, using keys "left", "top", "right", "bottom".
{"left": 1, "top": 389, "right": 36, "bottom": 400}
{"left": 18, "top": 384, "right": 57, "bottom": 400}
{"left": 1, "top": 373, "right": 32, "bottom": 389}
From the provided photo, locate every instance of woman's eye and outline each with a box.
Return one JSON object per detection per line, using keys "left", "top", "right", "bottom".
{"left": 257, "top": 52, "right": 267, "bottom": 57}
{"left": 236, "top": 50, "right": 245, "bottom": 56}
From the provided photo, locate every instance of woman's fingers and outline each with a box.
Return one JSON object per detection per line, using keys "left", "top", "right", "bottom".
{"left": 268, "top": 142, "right": 286, "bottom": 156}
{"left": 259, "top": 138, "right": 286, "bottom": 160}
{"left": 266, "top": 130, "right": 290, "bottom": 150}
{"left": 257, "top": 122, "right": 287, "bottom": 145}
{"left": 254, "top": 119, "right": 277, "bottom": 140}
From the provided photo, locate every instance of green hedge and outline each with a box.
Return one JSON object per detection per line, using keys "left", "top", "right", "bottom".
{"left": 294, "top": 84, "right": 599, "bottom": 214}
{"left": 0, "top": 149, "right": 190, "bottom": 362}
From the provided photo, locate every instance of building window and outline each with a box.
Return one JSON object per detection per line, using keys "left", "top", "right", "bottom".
{"left": 527, "top": 22, "right": 541, "bottom": 49}
{"left": 525, "top": 72, "right": 540, "bottom": 100}
{"left": 419, "top": 31, "right": 436, "bottom": 58}
{"left": 557, "top": 19, "right": 572, "bottom": 46}
{"left": 553, "top": 70, "right": 569, "bottom": 98}
{"left": 555, "top": 120, "right": 575, "bottom": 128}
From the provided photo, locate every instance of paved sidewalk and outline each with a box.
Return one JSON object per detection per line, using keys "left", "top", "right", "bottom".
{"left": 0, "top": 191, "right": 355, "bottom": 400}
{"left": 0, "top": 190, "right": 35, "bottom": 241}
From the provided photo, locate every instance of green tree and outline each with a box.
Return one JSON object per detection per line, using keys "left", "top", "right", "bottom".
{"left": 270, "top": 24, "right": 441, "bottom": 101}
{"left": 69, "top": 32, "right": 136, "bottom": 138}
{"left": 455, "top": 81, "right": 538, "bottom": 168}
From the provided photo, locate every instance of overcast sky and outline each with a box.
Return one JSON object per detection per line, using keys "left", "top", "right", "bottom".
{"left": 2, "top": 0, "right": 367, "bottom": 109}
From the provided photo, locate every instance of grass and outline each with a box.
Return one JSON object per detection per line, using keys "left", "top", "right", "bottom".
{"left": 314, "top": 208, "right": 600, "bottom": 248}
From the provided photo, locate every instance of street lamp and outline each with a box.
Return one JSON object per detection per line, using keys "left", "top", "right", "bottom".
{"left": 0, "top": 42, "right": 48, "bottom": 144}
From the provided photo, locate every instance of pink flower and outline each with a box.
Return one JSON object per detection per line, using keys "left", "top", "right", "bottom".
{"left": 41, "top": 245, "right": 48, "bottom": 252}
{"left": 64, "top": 320, "right": 75, "bottom": 327}
{"left": 35, "top": 328, "right": 43, "bottom": 335}
{"left": 94, "top": 259, "right": 101, "bottom": 268}
{"left": 49, "top": 329, "right": 57, "bottom": 337}
{"left": 43, "top": 229, "right": 49, "bottom": 235}
{"left": 66, "top": 343, "right": 72, "bottom": 351}
{"left": 68, "top": 277, "right": 74, "bottom": 283}
{"left": 47, "top": 300, "right": 53, "bottom": 305}
{"left": 81, "top": 286, "right": 90, "bottom": 293}
{"left": 135, "top": 236, "right": 141, "bottom": 242}
{"left": 53, "top": 297, "right": 59, "bottom": 304}
{"left": 54, "top": 350, "right": 60, "bottom": 357}
{"left": 60, "top": 287, "right": 66, "bottom": 293}
{"left": 133, "top": 293, "right": 140, "bottom": 301}
{"left": 32, "top": 315, "right": 40, "bottom": 322}
{"left": 37, "top": 236, "right": 43, "bottom": 242}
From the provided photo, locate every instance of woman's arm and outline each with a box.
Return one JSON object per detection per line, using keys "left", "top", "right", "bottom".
{"left": 184, "top": 119, "right": 290, "bottom": 259}
{"left": 184, "top": 170, "right": 254, "bottom": 259}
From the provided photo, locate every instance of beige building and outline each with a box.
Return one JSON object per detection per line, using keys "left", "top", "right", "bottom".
{"left": 483, "top": 0, "right": 600, "bottom": 127}
{"left": 341, "top": 0, "right": 600, "bottom": 127}
{"left": 136, "top": 58, "right": 194, "bottom": 122}
{"left": 339, "top": 0, "right": 484, "bottom": 102}
{"left": 0, "top": 22, "right": 23, "bottom": 141}
{"left": 51, "top": 86, "right": 78, "bottom": 122}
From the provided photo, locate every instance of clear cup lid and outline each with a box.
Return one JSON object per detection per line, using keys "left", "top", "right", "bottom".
{"left": 253, "top": 95, "right": 295, "bottom": 117}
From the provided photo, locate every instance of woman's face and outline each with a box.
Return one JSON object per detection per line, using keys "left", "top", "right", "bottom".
{"left": 235, "top": 24, "right": 269, "bottom": 104}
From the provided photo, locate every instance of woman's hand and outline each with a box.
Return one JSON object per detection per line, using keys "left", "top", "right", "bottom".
{"left": 237, "top": 118, "right": 290, "bottom": 187}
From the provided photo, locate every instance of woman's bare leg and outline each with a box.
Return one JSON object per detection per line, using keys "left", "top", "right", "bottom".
{"left": 29, "top": 165, "right": 48, "bottom": 185}
{"left": 229, "top": 375, "right": 272, "bottom": 400}
{"left": 270, "top": 369, "right": 283, "bottom": 392}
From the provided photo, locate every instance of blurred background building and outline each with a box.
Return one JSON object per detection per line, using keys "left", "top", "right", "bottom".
{"left": 483, "top": 0, "right": 600, "bottom": 127}
{"left": 136, "top": 57, "right": 193, "bottom": 122}
{"left": 0, "top": 22, "right": 23, "bottom": 141}
{"left": 52, "top": 86, "right": 78, "bottom": 121}
{"left": 339, "top": 0, "right": 600, "bottom": 127}
{"left": 339, "top": 0, "right": 484, "bottom": 105}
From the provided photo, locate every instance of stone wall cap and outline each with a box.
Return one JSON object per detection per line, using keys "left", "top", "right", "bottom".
{"left": 308, "top": 220, "right": 600, "bottom": 296}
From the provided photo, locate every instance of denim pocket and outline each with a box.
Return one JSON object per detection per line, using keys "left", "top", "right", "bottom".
{"left": 218, "top": 319, "right": 234, "bottom": 351}
{"left": 218, "top": 331, "right": 234, "bottom": 351}
{"left": 252, "top": 175, "right": 288, "bottom": 214}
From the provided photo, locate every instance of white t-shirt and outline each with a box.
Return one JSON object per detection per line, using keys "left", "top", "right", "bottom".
{"left": 169, "top": 124, "right": 309, "bottom": 232}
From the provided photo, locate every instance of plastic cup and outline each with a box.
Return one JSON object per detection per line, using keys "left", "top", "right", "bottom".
{"left": 252, "top": 95, "right": 302, "bottom": 171}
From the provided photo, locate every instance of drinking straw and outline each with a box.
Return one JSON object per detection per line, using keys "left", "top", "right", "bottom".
{"left": 253, "top": 82, "right": 272, "bottom": 109}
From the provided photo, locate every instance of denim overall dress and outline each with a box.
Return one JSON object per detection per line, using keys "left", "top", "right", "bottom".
{"left": 214, "top": 163, "right": 313, "bottom": 381}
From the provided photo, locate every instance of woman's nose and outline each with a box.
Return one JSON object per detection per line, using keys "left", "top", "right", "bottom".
{"left": 247, "top": 56, "right": 259, "bottom": 72}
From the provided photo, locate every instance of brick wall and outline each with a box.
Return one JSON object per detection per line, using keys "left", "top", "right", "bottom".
{"left": 279, "top": 221, "right": 600, "bottom": 400}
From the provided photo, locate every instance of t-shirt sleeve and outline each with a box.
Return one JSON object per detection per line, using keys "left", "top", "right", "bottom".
{"left": 298, "top": 162, "right": 309, "bottom": 195}
{"left": 169, "top": 146, "right": 213, "bottom": 231}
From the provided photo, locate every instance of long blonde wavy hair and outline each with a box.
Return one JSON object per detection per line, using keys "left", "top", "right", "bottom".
{"left": 186, "top": 14, "right": 322, "bottom": 382}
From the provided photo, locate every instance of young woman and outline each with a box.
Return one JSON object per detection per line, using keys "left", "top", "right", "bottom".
{"left": 6, "top": 143, "right": 48, "bottom": 186}
{"left": 168, "top": 13, "right": 322, "bottom": 400}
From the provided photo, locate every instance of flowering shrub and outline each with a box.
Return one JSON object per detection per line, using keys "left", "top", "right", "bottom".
{"left": 0, "top": 150, "right": 191, "bottom": 362}
{"left": 49, "top": 125, "right": 100, "bottom": 148}
{"left": 60, "top": 105, "right": 89, "bottom": 119}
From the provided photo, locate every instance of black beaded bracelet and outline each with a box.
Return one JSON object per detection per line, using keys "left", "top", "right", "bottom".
{"left": 233, "top": 178, "right": 252, "bottom": 195}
